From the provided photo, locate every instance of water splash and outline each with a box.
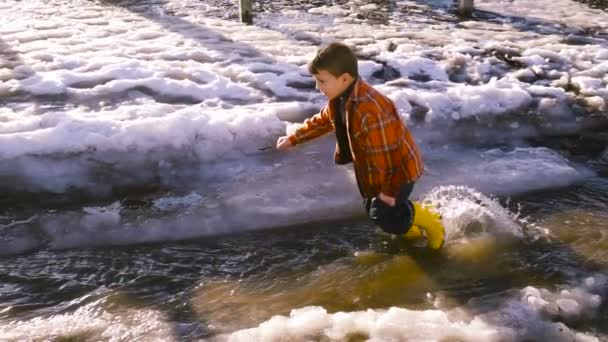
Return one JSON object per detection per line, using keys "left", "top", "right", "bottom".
{"left": 421, "top": 185, "right": 523, "bottom": 242}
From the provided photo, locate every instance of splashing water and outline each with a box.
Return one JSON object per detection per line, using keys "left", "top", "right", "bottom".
{"left": 421, "top": 185, "right": 524, "bottom": 242}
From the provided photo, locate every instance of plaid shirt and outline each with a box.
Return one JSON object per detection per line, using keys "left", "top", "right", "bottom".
{"left": 288, "top": 79, "right": 424, "bottom": 198}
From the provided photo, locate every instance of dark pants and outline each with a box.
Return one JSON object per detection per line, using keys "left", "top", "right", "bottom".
{"left": 364, "top": 183, "right": 415, "bottom": 235}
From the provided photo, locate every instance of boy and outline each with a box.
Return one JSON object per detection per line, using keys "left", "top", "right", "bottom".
{"left": 276, "top": 42, "right": 444, "bottom": 249}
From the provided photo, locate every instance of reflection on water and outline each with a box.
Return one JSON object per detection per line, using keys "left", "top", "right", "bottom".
{"left": 520, "top": 178, "right": 608, "bottom": 269}
{"left": 192, "top": 253, "right": 436, "bottom": 333}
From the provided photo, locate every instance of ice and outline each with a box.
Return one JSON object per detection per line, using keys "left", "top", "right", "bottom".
{"left": 1, "top": 2, "right": 607, "bottom": 341}
{"left": 153, "top": 192, "right": 205, "bottom": 211}
{"left": 385, "top": 56, "right": 450, "bottom": 82}
{"left": 221, "top": 275, "right": 606, "bottom": 342}
{"left": 0, "top": 0, "right": 605, "bottom": 249}
{"left": 416, "top": 146, "right": 593, "bottom": 197}
{"left": 0, "top": 299, "right": 173, "bottom": 341}
{"left": 0, "top": 143, "right": 592, "bottom": 253}
{"left": 572, "top": 76, "right": 605, "bottom": 94}
{"left": 519, "top": 274, "right": 608, "bottom": 320}
{"left": 224, "top": 306, "right": 504, "bottom": 342}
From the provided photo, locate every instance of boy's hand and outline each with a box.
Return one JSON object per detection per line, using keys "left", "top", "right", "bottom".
{"left": 276, "top": 136, "right": 294, "bottom": 151}
{"left": 378, "top": 192, "right": 396, "bottom": 207}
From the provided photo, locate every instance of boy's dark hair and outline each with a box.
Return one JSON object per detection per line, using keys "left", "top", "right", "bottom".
{"left": 308, "top": 42, "right": 358, "bottom": 78}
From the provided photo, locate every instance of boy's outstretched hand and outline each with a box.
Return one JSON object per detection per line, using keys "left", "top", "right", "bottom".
{"left": 276, "top": 136, "right": 294, "bottom": 151}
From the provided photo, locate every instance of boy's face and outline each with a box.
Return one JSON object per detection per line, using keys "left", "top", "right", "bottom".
{"left": 312, "top": 69, "right": 354, "bottom": 100}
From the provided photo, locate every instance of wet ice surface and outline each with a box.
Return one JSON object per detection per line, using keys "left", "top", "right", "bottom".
{"left": 0, "top": 139, "right": 595, "bottom": 255}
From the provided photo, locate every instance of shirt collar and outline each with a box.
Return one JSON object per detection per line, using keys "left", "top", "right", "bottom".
{"left": 338, "top": 76, "right": 358, "bottom": 102}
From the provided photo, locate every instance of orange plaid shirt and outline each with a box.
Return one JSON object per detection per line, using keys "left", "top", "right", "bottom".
{"left": 288, "top": 78, "right": 424, "bottom": 198}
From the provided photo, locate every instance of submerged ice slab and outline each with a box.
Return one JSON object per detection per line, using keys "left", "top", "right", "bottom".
{"left": 0, "top": 137, "right": 594, "bottom": 254}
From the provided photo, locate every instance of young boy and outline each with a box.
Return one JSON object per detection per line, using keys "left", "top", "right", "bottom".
{"left": 276, "top": 42, "right": 444, "bottom": 249}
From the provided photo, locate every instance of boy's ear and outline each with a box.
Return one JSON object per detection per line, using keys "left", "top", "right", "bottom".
{"left": 340, "top": 73, "right": 353, "bottom": 83}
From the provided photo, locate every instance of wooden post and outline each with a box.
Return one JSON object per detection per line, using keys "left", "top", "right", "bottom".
{"left": 239, "top": 0, "right": 253, "bottom": 25}
{"left": 458, "top": 0, "right": 473, "bottom": 18}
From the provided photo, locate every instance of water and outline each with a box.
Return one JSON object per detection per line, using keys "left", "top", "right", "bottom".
{"left": 1, "top": 178, "right": 607, "bottom": 340}
{"left": 572, "top": 0, "right": 608, "bottom": 11}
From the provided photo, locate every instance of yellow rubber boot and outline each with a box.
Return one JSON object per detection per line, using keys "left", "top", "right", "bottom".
{"left": 403, "top": 225, "right": 423, "bottom": 240}
{"left": 412, "top": 202, "right": 445, "bottom": 250}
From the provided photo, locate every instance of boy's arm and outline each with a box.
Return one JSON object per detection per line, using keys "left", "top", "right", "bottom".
{"left": 288, "top": 105, "right": 333, "bottom": 145}
{"left": 360, "top": 107, "right": 413, "bottom": 198}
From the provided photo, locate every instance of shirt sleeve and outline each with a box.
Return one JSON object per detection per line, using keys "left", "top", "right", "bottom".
{"left": 288, "top": 105, "right": 334, "bottom": 145}
{"left": 360, "top": 104, "right": 409, "bottom": 197}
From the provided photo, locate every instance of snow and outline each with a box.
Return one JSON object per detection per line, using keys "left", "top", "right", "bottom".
{"left": 0, "top": 0, "right": 605, "bottom": 247}
{"left": 1, "top": 0, "right": 607, "bottom": 339}
{"left": 220, "top": 275, "right": 607, "bottom": 342}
